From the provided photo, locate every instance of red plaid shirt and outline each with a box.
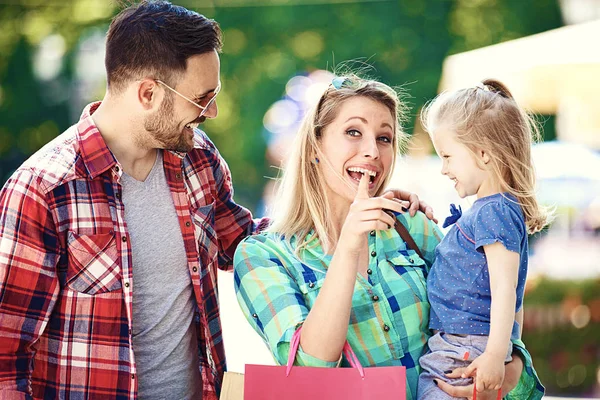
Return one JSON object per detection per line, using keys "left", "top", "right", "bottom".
{"left": 0, "top": 102, "right": 266, "bottom": 400}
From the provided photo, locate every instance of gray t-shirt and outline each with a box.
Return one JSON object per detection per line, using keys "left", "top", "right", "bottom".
{"left": 121, "top": 150, "right": 202, "bottom": 399}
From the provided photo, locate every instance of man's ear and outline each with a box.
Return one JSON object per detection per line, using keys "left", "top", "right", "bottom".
{"left": 137, "top": 79, "right": 160, "bottom": 110}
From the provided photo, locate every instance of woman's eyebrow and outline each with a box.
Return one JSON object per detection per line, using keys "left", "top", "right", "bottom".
{"left": 344, "top": 116, "right": 368, "bottom": 124}
{"left": 344, "top": 117, "right": 393, "bottom": 131}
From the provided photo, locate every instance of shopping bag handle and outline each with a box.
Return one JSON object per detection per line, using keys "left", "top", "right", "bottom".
{"left": 465, "top": 351, "right": 501, "bottom": 400}
{"left": 472, "top": 382, "right": 502, "bottom": 400}
{"left": 286, "top": 327, "right": 365, "bottom": 379}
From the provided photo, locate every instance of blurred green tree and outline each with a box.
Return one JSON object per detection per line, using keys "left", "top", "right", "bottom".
{"left": 0, "top": 0, "right": 562, "bottom": 209}
{"left": 0, "top": 0, "right": 115, "bottom": 181}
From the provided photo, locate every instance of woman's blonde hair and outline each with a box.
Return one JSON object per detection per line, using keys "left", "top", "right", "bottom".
{"left": 268, "top": 73, "right": 409, "bottom": 253}
{"left": 421, "top": 79, "right": 552, "bottom": 234}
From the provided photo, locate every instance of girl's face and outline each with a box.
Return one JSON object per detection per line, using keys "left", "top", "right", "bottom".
{"left": 431, "top": 125, "right": 494, "bottom": 198}
{"left": 317, "top": 96, "right": 395, "bottom": 209}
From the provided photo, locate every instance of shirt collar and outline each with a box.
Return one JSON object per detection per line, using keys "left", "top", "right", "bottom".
{"left": 77, "top": 102, "right": 119, "bottom": 180}
{"left": 286, "top": 231, "right": 330, "bottom": 269}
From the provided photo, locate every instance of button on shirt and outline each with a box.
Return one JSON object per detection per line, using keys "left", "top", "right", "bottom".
{"left": 428, "top": 193, "right": 528, "bottom": 339}
{"left": 0, "top": 102, "right": 268, "bottom": 400}
{"left": 235, "top": 213, "right": 442, "bottom": 399}
{"left": 234, "top": 210, "right": 544, "bottom": 400}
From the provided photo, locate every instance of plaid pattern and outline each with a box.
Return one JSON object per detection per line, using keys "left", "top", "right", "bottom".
{"left": 235, "top": 212, "right": 443, "bottom": 399}
{"left": 0, "top": 102, "right": 266, "bottom": 400}
{"left": 234, "top": 212, "right": 544, "bottom": 400}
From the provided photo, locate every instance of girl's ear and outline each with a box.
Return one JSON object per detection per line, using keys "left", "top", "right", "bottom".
{"left": 479, "top": 149, "right": 491, "bottom": 166}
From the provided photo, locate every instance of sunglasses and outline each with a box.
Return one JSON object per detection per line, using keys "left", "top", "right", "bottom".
{"left": 156, "top": 79, "right": 221, "bottom": 118}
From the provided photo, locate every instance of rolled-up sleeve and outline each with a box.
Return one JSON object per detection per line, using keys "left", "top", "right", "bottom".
{"left": 233, "top": 235, "right": 337, "bottom": 367}
{"left": 507, "top": 339, "right": 545, "bottom": 400}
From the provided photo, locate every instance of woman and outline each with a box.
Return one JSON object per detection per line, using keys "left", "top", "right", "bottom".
{"left": 233, "top": 74, "right": 543, "bottom": 399}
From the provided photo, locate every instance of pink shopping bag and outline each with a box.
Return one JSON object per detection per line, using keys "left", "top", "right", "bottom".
{"left": 244, "top": 328, "right": 406, "bottom": 400}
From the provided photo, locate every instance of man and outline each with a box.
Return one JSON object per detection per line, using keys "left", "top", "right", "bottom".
{"left": 0, "top": 2, "right": 252, "bottom": 399}
{"left": 0, "top": 1, "right": 430, "bottom": 399}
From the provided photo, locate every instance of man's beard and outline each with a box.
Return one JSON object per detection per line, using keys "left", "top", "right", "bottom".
{"left": 145, "top": 94, "right": 194, "bottom": 153}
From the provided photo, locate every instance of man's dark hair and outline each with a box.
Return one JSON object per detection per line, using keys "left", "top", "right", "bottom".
{"left": 105, "top": 1, "right": 222, "bottom": 92}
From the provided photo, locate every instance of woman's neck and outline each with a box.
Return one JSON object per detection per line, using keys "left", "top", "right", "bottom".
{"left": 325, "top": 201, "right": 351, "bottom": 253}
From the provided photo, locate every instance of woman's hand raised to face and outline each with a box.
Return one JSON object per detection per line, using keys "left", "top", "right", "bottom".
{"left": 339, "top": 172, "right": 406, "bottom": 256}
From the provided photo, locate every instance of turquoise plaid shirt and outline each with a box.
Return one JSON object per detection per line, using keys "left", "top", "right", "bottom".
{"left": 234, "top": 212, "right": 544, "bottom": 400}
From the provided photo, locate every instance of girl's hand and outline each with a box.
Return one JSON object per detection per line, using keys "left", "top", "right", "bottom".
{"left": 463, "top": 352, "right": 505, "bottom": 392}
{"left": 437, "top": 353, "right": 523, "bottom": 399}
{"left": 339, "top": 173, "right": 405, "bottom": 254}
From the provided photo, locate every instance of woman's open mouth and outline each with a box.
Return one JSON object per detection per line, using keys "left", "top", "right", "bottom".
{"left": 346, "top": 167, "right": 379, "bottom": 189}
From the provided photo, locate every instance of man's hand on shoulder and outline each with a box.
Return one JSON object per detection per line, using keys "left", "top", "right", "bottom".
{"left": 383, "top": 188, "right": 437, "bottom": 223}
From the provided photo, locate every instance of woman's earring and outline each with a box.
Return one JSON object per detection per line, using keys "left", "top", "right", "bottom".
{"left": 313, "top": 157, "right": 320, "bottom": 164}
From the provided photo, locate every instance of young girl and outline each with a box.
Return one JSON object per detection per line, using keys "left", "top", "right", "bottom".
{"left": 417, "top": 79, "right": 551, "bottom": 399}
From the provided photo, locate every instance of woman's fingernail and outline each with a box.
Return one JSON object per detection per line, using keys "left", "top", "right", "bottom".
{"left": 387, "top": 224, "right": 391, "bottom": 229}
{"left": 434, "top": 379, "right": 439, "bottom": 386}
{"left": 444, "top": 370, "right": 453, "bottom": 374}
{"left": 401, "top": 207, "right": 408, "bottom": 212}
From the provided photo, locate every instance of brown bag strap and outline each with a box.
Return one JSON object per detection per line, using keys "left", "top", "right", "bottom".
{"left": 394, "top": 220, "right": 424, "bottom": 260}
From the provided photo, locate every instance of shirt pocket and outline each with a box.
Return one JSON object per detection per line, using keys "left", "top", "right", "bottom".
{"left": 66, "top": 231, "right": 122, "bottom": 295}
{"left": 388, "top": 252, "right": 428, "bottom": 282}
{"left": 296, "top": 272, "right": 325, "bottom": 305}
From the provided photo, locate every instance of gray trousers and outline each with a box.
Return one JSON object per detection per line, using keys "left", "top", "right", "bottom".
{"left": 417, "top": 332, "right": 512, "bottom": 400}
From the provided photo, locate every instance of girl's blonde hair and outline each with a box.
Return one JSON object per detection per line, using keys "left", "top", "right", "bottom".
{"left": 421, "top": 79, "right": 552, "bottom": 234}
{"left": 268, "top": 73, "right": 409, "bottom": 253}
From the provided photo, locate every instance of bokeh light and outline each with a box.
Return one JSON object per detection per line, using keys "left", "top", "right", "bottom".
{"left": 263, "top": 69, "right": 334, "bottom": 165}
{"left": 570, "top": 305, "right": 591, "bottom": 329}
{"left": 567, "top": 364, "right": 587, "bottom": 387}
{"left": 291, "top": 31, "right": 324, "bottom": 60}
{"left": 223, "top": 29, "right": 247, "bottom": 55}
{"left": 34, "top": 34, "right": 66, "bottom": 81}
{"left": 285, "top": 75, "right": 312, "bottom": 102}
{"left": 263, "top": 99, "right": 300, "bottom": 135}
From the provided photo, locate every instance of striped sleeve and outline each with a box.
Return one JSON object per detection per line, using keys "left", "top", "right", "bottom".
{"left": 397, "top": 211, "right": 444, "bottom": 268}
{"left": 0, "top": 168, "right": 60, "bottom": 396}
{"left": 233, "top": 235, "right": 336, "bottom": 367}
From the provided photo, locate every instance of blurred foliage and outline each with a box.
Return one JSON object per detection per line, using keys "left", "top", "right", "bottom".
{"left": 0, "top": 0, "right": 113, "bottom": 183}
{"left": 523, "top": 278, "right": 600, "bottom": 396}
{"left": 202, "top": 0, "right": 454, "bottom": 206}
{"left": 526, "top": 277, "right": 600, "bottom": 305}
{"left": 526, "top": 323, "right": 600, "bottom": 396}
{"left": 0, "top": 0, "right": 562, "bottom": 209}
